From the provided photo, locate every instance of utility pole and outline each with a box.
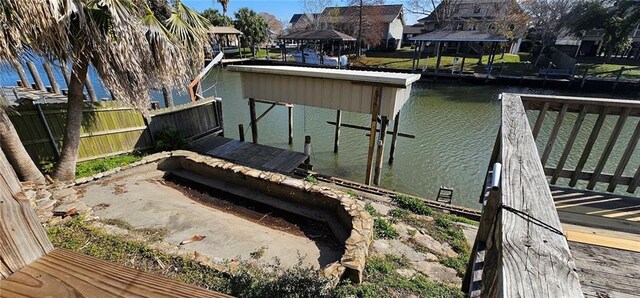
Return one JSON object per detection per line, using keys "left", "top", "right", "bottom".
{"left": 357, "top": 0, "right": 363, "bottom": 56}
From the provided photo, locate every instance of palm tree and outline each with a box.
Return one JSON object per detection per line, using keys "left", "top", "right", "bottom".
{"left": 0, "top": 93, "right": 46, "bottom": 184}
{"left": 0, "top": 0, "right": 209, "bottom": 181}
{"left": 217, "top": 0, "right": 230, "bottom": 24}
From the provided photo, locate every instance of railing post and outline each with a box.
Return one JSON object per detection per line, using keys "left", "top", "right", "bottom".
{"left": 613, "top": 67, "right": 625, "bottom": 90}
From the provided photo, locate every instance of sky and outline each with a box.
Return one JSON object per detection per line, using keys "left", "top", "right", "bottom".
{"left": 181, "top": 0, "right": 422, "bottom": 26}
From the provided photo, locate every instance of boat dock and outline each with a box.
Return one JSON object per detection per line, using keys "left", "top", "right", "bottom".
{"left": 190, "top": 135, "right": 308, "bottom": 174}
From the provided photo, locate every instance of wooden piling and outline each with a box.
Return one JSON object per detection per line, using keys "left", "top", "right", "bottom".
{"left": 613, "top": 67, "right": 625, "bottom": 90}
{"left": 26, "top": 61, "right": 46, "bottom": 91}
{"left": 42, "top": 61, "right": 61, "bottom": 94}
{"left": 288, "top": 105, "right": 294, "bottom": 145}
{"left": 10, "top": 60, "right": 30, "bottom": 88}
{"left": 238, "top": 124, "right": 245, "bottom": 142}
{"left": 249, "top": 98, "right": 258, "bottom": 144}
{"left": 304, "top": 135, "right": 312, "bottom": 168}
{"left": 365, "top": 87, "right": 382, "bottom": 185}
{"left": 333, "top": 110, "right": 342, "bottom": 153}
{"left": 374, "top": 116, "right": 389, "bottom": 185}
{"left": 389, "top": 112, "right": 400, "bottom": 164}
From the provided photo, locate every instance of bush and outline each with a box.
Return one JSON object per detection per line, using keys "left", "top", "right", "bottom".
{"left": 75, "top": 153, "right": 143, "bottom": 178}
{"left": 392, "top": 195, "right": 433, "bottom": 216}
{"left": 155, "top": 128, "right": 189, "bottom": 151}
{"left": 374, "top": 217, "right": 399, "bottom": 239}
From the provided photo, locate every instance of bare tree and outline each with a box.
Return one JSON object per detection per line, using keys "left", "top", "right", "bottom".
{"left": 405, "top": 0, "right": 462, "bottom": 28}
{"left": 520, "top": 0, "right": 578, "bottom": 66}
{"left": 300, "top": 0, "right": 333, "bottom": 29}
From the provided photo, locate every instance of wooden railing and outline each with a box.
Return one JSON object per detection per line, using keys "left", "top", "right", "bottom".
{"left": 521, "top": 94, "right": 640, "bottom": 193}
{"left": 463, "top": 93, "right": 584, "bottom": 297}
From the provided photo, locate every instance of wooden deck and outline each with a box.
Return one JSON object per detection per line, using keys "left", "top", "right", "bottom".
{"left": 570, "top": 241, "right": 640, "bottom": 298}
{"left": 1, "top": 87, "right": 67, "bottom": 105}
{"left": 190, "top": 135, "right": 308, "bottom": 174}
{"left": 0, "top": 249, "right": 230, "bottom": 297}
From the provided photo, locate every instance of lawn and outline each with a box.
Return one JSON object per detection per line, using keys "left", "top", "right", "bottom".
{"left": 577, "top": 63, "right": 640, "bottom": 79}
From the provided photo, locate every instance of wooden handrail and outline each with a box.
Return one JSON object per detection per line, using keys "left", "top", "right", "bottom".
{"left": 464, "top": 94, "right": 583, "bottom": 297}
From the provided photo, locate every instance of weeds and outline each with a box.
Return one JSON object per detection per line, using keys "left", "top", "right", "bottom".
{"left": 373, "top": 218, "right": 399, "bottom": 239}
{"left": 75, "top": 153, "right": 143, "bottom": 178}
{"left": 304, "top": 174, "right": 318, "bottom": 184}
{"left": 392, "top": 195, "right": 433, "bottom": 216}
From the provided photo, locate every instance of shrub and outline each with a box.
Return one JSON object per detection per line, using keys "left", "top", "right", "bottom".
{"left": 392, "top": 195, "right": 433, "bottom": 216}
{"left": 75, "top": 153, "right": 143, "bottom": 178}
{"left": 373, "top": 217, "right": 399, "bottom": 239}
{"left": 155, "top": 128, "right": 189, "bottom": 151}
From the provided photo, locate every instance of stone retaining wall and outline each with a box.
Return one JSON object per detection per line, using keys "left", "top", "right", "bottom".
{"left": 157, "top": 150, "right": 373, "bottom": 284}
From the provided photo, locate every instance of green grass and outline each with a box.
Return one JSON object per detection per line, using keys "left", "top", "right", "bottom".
{"left": 392, "top": 195, "right": 433, "bottom": 216}
{"left": 364, "top": 203, "right": 399, "bottom": 239}
{"left": 75, "top": 153, "right": 143, "bottom": 178}
{"left": 577, "top": 63, "right": 640, "bottom": 78}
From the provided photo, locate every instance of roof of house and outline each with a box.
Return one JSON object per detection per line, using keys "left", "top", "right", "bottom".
{"left": 321, "top": 4, "right": 403, "bottom": 23}
{"left": 289, "top": 13, "right": 319, "bottom": 24}
{"left": 208, "top": 26, "right": 243, "bottom": 35}
{"left": 403, "top": 25, "right": 424, "bottom": 35}
{"left": 279, "top": 29, "right": 356, "bottom": 41}
{"left": 410, "top": 30, "right": 507, "bottom": 42}
{"left": 417, "top": 0, "right": 512, "bottom": 23}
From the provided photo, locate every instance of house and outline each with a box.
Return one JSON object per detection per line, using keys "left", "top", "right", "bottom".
{"left": 402, "top": 24, "right": 426, "bottom": 46}
{"left": 555, "top": 23, "right": 640, "bottom": 59}
{"left": 288, "top": 13, "right": 320, "bottom": 32}
{"left": 415, "top": 0, "right": 526, "bottom": 54}
{"left": 319, "top": 4, "right": 405, "bottom": 50}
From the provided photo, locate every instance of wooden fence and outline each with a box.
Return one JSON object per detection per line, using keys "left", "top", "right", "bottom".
{"left": 463, "top": 93, "right": 583, "bottom": 297}
{"left": 9, "top": 98, "right": 223, "bottom": 165}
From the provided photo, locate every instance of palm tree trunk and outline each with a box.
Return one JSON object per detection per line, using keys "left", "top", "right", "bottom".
{"left": 0, "top": 107, "right": 46, "bottom": 184}
{"left": 52, "top": 56, "right": 90, "bottom": 181}
{"left": 162, "top": 86, "right": 174, "bottom": 107}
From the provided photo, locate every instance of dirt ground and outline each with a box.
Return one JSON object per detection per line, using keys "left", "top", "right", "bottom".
{"left": 77, "top": 163, "right": 343, "bottom": 268}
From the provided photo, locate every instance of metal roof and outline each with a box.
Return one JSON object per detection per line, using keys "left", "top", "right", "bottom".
{"left": 279, "top": 29, "right": 356, "bottom": 41}
{"left": 227, "top": 65, "right": 421, "bottom": 119}
{"left": 208, "top": 26, "right": 243, "bottom": 35}
{"left": 410, "top": 30, "right": 508, "bottom": 42}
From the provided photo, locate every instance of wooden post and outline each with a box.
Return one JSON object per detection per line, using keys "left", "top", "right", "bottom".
{"left": 543, "top": 61, "right": 552, "bottom": 87}
{"left": 10, "top": 60, "right": 30, "bottom": 88}
{"left": 42, "top": 61, "right": 61, "bottom": 94}
{"left": 412, "top": 43, "right": 419, "bottom": 71}
{"left": 365, "top": 87, "right": 382, "bottom": 185}
{"left": 416, "top": 41, "right": 423, "bottom": 70}
{"left": 60, "top": 63, "right": 71, "bottom": 86}
{"left": 35, "top": 103, "right": 60, "bottom": 158}
{"left": 84, "top": 75, "right": 98, "bottom": 103}
{"left": 459, "top": 44, "right": 467, "bottom": 78}
{"left": 373, "top": 116, "right": 389, "bottom": 185}
{"left": 389, "top": 111, "right": 400, "bottom": 164}
{"left": 249, "top": 98, "right": 258, "bottom": 144}
{"left": 435, "top": 42, "right": 444, "bottom": 77}
{"left": 238, "top": 124, "right": 245, "bottom": 142}
{"left": 26, "top": 61, "right": 46, "bottom": 91}
{"left": 580, "top": 65, "right": 590, "bottom": 89}
{"left": 613, "top": 67, "right": 625, "bottom": 90}
{"left": 304, "top": 135, "right": 312, "bottom": 168}
{"left": 288, "top": 105, "right": 294, "bottom": 145}
{"left": 334, "top": 110, "right": 342, "bottom": 153}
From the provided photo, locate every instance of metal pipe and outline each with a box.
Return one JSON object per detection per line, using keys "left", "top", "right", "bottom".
{"left": 491, "top": 162, "right": 502, "bottom": 191}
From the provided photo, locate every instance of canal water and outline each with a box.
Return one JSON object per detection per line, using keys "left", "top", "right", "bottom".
{"left": 2, "top": 66, "right": 639, "bottom": 209}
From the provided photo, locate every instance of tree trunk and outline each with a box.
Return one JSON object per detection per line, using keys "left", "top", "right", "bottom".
{"left": 52, "top": 56, "right": 90, "bottom": 181}
{"left": 162, "top": 86, "right": 174, "bottom": 107}
{"left": 0, "top": 107, "right": 46, "bottom": 184}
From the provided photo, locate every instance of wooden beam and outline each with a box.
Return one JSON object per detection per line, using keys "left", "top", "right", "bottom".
{"left": 628, "top": 166, "right": 640, "bottom": 193}
{"left": 570, "top": 107, "right": 610, "bottom": 187}
{"left": 0, "top": 149, "right": 54, "bottom": 279}
{"left": 540, "top": 103, "right": 568, "bottom": 166}
{"left": 42, "top": 61, "right": 61, "bottom": 94}
{"left": 498, "top": 93, "right": 583, "bottom": 297}
{"left": 374, "top": 116, "right": 388, "bottom": 185}
{"left": 587, "top": 107, "right": 630, "bottom": 190}
{"left": 334, "top": 110, "right": 342, "bottom": 153}
{"left": 388, "top": 111, "right": 400, "bottom": 163}
{"left": 26, "top": 61, "right": 46, "bottom": 91}
{"left": 365, "top": 87, "right": 382, "bottom": 185}
{"left": 435, "top": 42, "right": 444, "bottom": 76}
{"left": 551, "top": 105, "right": 588, "bottom": 184}
{"left": 326, "top": 121, "right": 415, "bottom": 139}
{"left": 254, "top": 103, "right": 277, "bottom": 125}
{"left": 84, "top": 75, "right": 98, "bottom": 103}
{"left": 608, "top": 119, "right": 640, "bottom": 192}
{"left": 249, "top": 98, "right": 258, "bottom": 144}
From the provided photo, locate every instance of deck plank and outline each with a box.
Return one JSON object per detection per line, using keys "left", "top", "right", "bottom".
{"left": 0, "top": 249, "right": 230, "bottom": 298}
{"left": 190, "top": 135, "right": 307, "bottom": 174}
